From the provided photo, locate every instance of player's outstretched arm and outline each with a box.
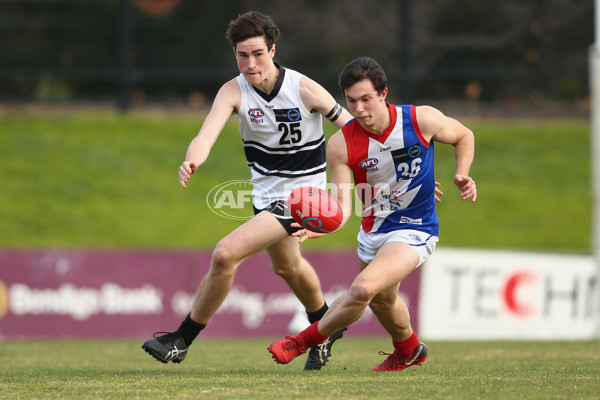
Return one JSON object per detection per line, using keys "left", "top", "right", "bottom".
{"left": 416, "top": 105, "right": 477, "bottom": 202}
{"left": 179, "top": 79, "right": 240, "bottom": 188}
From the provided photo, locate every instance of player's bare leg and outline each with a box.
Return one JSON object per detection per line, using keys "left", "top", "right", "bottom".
{"left": 362, "top": 242, "right": 428, "bottom": 372}
{"left": 361, "top": 242, "right": 422, "bottom": 340}
{"left": 368, "top": 286, "right": 412, "bottom": 340}
{"left": 266, "top": 236, "right": 324, "bottom": 312}
{"left": 142, "top": 212, "right": 288, "bottom": 363}
{"left": 367, "top": 283, "right": 428, "bottom": 372}
{"left": 269, "top": 242, "right": 425, "bottom": 371}
{"left": 190, "top": 212, "right": 289, "bottom": 323}
{"left": 267, "top": 234, "right": 346, "bottom": 370}
{"left": 315, "top": 242, "right": 418, "bottom": 337}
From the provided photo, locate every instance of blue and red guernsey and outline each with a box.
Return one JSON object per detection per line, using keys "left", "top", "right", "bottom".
{"left": 342, "top": 104, "right": 439, "bottom": 235}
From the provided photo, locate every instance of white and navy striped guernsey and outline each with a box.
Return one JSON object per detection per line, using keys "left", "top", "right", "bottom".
{"left": 236, "top": 65, "right": 326, "bottom": 209}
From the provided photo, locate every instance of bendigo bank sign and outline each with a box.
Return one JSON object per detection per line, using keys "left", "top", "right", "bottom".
{"left": 1, "top": 249, "right": 596, "bottom": 340}
{"left": 0, "top": 250, "right": 415, "bottom": 339}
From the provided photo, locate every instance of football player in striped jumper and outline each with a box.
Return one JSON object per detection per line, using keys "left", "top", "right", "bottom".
{"left": 268, "top": 57, "right": 477, "bottom": 371}
{"left": 142, "top": 11, "right": 352, "bottom": 370}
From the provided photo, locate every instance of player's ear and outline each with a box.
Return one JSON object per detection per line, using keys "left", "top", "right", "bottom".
{"left": 270, "top": 43, "right": 276, "bottom": 58}
{"left": 380, "top": 87, "right": 388, "bottom": 102}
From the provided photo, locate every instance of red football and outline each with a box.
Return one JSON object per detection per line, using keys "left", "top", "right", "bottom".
{"left": 287, "top": 186, "right": 343, "bottom": 233}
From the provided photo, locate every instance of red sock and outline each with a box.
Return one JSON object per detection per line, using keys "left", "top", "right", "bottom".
{"left": 392, "top": 331, "right": 419, "bottom": 358}
{"left": 297, "top": 321, "right": 328, "bottom": 349}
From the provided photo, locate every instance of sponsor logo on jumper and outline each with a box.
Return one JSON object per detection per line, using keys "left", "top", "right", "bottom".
{"left": 274, "top": 108, "right": 301, "bottom": 122}
{"left": 389, "top": 191, "right": 405, "bottom": 202}
{"left": 359, "top": 158, "right": 379, "bottom": 169}
{"left": 393, "top": 145, "right": 423, "bottom": 181}
{"left": 391, "top": 145, "right": 422, "bottom": 163}
{"left": 248, "top": 108, "right": 265, "bottom": 123}
{"left": 380, "top": 146, "right": 391, "bottom": 152}
{"left": 359, "top": 157, "right": 379, "bottom": 173}
{"left": 399, "top": 216, "right": 423, "bottom": 225}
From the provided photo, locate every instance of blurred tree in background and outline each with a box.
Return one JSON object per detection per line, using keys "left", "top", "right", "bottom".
{"left": 0, "top": 0, "right": 593, "bottom": 113}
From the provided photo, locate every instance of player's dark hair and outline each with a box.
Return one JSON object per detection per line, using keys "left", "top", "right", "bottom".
{"left": 338, "top": 57, "right": 387, "bottom": 95}
{"left": 225, "top": 11, "right": 280, "bottom": 50}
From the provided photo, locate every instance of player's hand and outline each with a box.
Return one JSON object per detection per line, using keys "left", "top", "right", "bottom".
{"left": 434, "top": 181, "right": 444, "bottom": 202}
{"left": 179, "top": 161, "right": 197, "bottom": 188}
{"left": 291, "top": 223, "right": 327, "bottom": 244}
{"left": 454, "top": 174, "right": 477, "bottom": 202}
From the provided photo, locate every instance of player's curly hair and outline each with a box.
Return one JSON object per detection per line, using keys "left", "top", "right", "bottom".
{"left": 338, "top": 57, "right": 388, "bottom": 95}
{"left": 225, "top": 11, "right": 280, "bottom": 51}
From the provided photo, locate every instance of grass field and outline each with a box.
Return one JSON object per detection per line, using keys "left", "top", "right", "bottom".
{"left": 1, "top": 338, "right": 599, "bottom": 399}
{"left": 0, "top": 109, "right": 592, "bottom": 252}
{"left": 0, "top": 109, "right": 596, "bottom": 399}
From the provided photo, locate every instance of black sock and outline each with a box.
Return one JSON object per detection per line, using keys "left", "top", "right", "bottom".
{"left": 306, "top": 303, "right": 328, "bottom": 324}
{"left": 176, "top": 313, "right": 206, "bottom": 346}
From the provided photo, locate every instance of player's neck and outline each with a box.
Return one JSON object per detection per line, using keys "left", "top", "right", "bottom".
{"left": 253, "top": 62, "right": 279, "bottom": 94}
{"left": 363, "top": 103, "right": 392, "bottom": 135}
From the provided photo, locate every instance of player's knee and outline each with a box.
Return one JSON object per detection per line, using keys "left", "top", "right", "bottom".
{"left": 368, "top": 298, "right": 393, "bottom": 314}
{"left": 346, "top": 283, "right": 374, "bottom": 308}
{"left": 271, "top": 260, "right": 299, "bottom": 279}
{"left": 368, "top": 291, "right": 398, "bottom": 314}
{"left": 211, "top": 241, "right": 240, "bottom": 272}
{"left": 270, "top": 254, "right": 305, "bottom": 278}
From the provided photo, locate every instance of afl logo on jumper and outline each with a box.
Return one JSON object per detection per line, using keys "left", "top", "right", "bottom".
{"left": 248, "top": 108, "right": 265, "bottom": 123}
{"left": 274, "top": 108, "right": 302, "bottom": 122}
{"left": 359, "top": 157, "right": 379, "bottom": 172}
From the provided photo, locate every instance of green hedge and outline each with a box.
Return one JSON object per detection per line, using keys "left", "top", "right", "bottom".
{"left": 0, "top": 110, "right": 591, "bottom": 253}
